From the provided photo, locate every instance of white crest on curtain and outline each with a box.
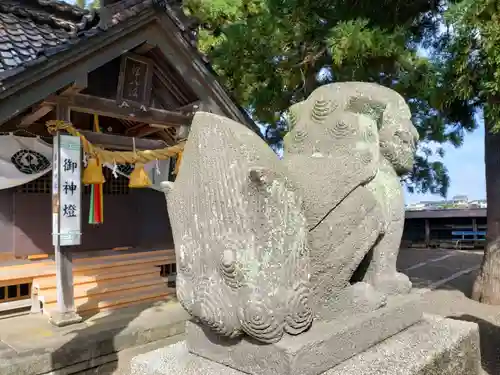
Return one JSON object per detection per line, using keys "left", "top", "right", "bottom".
{"left": 0, "top": 135, "right": 53, "bottom": 190}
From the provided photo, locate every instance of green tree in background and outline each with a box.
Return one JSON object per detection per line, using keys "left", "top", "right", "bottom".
{"left": 183, "top": 0, "right": 475, "bottom": 197}
{"left": 75, "top": 0, "right": 100, "bottom": 9}
{"left": 437, "top": 0, "right": 500, "bottom": 304}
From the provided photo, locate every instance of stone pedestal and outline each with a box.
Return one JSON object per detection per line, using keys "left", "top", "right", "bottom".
{"left": 130, "top": 315, "right": 481, "bottom": 375}
{"left": 186, "top": 294, "right": 422, "bottom": 375}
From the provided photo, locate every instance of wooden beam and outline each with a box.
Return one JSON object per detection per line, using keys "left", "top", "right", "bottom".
{"left": 156, "top": 129, "right": 177, "bottom": 146}
{"left": 61, "top": 75, "right": 88, "bottom": 95}
{"left": 133, "top": 42, "right": 155, "bottom": 55}
{"left": 124, "top": 123, "right": 146, "bottom": 135}
{"left": 126, "top": 123, "right": 175, "bottom": 139}
{"left": 17, "top": 105, "right": 54, "bottom": 128}
{"left": 150, "top": 123, "right": 188, "bottom": 131}
{"left": 134, "top": 126, "right": 164, "bottom": 138}
{"left": 56, "top": 97, "right": 70, "bottom": 121}
{"left": 44, "top": 94, "right": 193, "bottom": 127}
{"left": 79, "top": 130, "right": 168, "bottom": 150}
{"left": 124, "top": 123, "right": 152, "bottom": 136}
{"left": 178, "top": 101, "right": 201, "bottom": 112}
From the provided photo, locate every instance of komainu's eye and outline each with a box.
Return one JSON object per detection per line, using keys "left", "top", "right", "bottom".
{"left": 395, "top": 130, "right": 413, "bottom": 145}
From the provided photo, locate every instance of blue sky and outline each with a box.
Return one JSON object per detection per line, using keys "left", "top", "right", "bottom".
{"left": 404, "top": 122, "right": 486, "bottom": 204}
{"left": 405, "top": 37, "right": 486, "bottom": 204}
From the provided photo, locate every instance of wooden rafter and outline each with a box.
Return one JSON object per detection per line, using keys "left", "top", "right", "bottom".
{"left": 17, "top": 77, "right": 88, "bottom": 129}
{"left": 43, "top": 93, "right": 193, "bottom": 127}
{"left": 134, "top": 125, "right": 165, "bottom": 138}
{"left": 177, "top": 101, "right": 200, "bottom": 112}
{"left": 124, "top": 123, "right": 146, "bottom": 135}
{"left": 156, "top": 129, "right": 177, "bottom": 146}
{"left": 17, "top": 105, "right": 53, "bottom": 128}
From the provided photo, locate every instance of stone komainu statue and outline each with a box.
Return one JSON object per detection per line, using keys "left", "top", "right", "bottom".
{"left": 162, "top": 112, "right": 313, "bottom": 344}
{"left": 163, "top": 82, "right": 419, "bottom": 342}
{"left": 283, "top": 82, "right": 419, "bottom": 316}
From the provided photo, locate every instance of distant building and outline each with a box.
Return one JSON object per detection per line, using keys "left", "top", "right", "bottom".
{"left": 450, "top": 195, "right": 469, "bottom": 207}
{"left": 469, "top": 199, "right": 487, "bottom": 208}
{"left": 405, "top": 195, "right": 487, "bottom": 211}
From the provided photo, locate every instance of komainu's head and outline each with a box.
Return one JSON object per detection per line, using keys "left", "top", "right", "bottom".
{"left": 284, "top": 82, "right": 419, "bottom": 175}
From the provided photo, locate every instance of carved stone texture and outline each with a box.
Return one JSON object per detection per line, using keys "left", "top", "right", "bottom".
{"left": 131, "top": 313, "right": 482, "bottom": 375}
{"left": 282, "top": 82, "right": 419, "bottom": 317}
{"left": 162, "top": 111, "right": 313, "bottom": 344}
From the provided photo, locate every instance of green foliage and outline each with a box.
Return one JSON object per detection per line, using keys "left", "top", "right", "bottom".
{"left": 75, "top": 0, "right": 100, "bottom": 9}
{"left": 184, "top": 0, "right": 475, "bottom": 197}
{"left": 437, "top": 0, "right": 500, "bottom": 131}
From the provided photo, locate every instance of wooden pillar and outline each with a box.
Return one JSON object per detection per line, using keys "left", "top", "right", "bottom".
{"left": 472, "top": 218, "right": 478, "bottom": 240}
{"left": 49, "top": 99, "right": 82, "bottom": 327}
{"left": 425, "top": 219, "right": 430, "bottom": 247}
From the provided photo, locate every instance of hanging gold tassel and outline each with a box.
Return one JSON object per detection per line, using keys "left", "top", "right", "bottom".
{"left": 129, "top": 163, "right": 151, "bottom": 188}
{"left": 83, "top": 157, "right": 105, "bottom": 185}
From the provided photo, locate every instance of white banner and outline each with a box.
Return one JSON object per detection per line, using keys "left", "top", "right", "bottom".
{"left": 0, "top": 135, "right": 52, "bottom": 190}
{"left": 53, "top": 135, "right": 82, "bottom": 247}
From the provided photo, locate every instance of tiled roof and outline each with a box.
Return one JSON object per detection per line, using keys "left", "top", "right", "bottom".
{"left": 0, "top": 0, "right": 198, "bottom": 80}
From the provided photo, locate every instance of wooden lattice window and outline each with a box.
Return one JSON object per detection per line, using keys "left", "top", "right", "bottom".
{"left": 83, "top": 168, "right": 130, "bottom": 195}
{"left": 17, "top": 172, "right": 51, "bottom": 193}
{"left": 0, "top": 282, "right": 31, "bottom": 302}
{"left": 160, "top": 263, "right": 177, "bottom": 288}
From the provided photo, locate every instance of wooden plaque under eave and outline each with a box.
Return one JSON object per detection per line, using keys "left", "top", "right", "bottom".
{"left": 116, "top": 53, "right": 154, "bottom": 109}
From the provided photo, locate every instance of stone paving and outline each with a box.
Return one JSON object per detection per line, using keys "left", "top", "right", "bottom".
{"left": 0, "top": 299, "right": 189, "bottom": 375}
{"left": 398, "top": 248, "right": 498, "bottom": 375}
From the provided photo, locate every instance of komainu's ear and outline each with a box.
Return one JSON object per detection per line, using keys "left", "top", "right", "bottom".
{"left": 248, "top": 167, "right": 278, "bottom": 187}
{"left": 287, "top": 102, "right": 304, "bottom": 130}
{"left": 346, "top": 97, "right": 386, "bottom": 130}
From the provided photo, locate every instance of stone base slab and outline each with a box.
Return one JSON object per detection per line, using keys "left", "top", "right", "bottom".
{"left": 48, "top": 310, "right": 83, "bottom": 327}
{"left": 130, "top": 314, "right": 481, "bottom": 375}
{"left": 186, "top": 293, "right": 422, "bottom": 375}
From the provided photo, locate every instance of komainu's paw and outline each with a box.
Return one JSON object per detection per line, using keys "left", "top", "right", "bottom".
{"left": 317, "top": 282, "right": 387, "bottom": 320}
{"left": 369, "top": 272, "right": 412, "bottom": 296}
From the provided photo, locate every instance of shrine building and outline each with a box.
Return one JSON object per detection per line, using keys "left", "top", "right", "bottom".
{"left": 0, "top": 0, "right": 258, "bottom": 321}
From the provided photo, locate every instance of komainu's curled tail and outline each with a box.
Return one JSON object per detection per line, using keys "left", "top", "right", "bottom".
{"left": 162, "top": 112, "right": 313, "bottom": 344}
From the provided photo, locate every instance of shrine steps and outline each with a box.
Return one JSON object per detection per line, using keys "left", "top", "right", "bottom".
{"left": 28, "top": 249, "right": 176, "bottom": 316}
